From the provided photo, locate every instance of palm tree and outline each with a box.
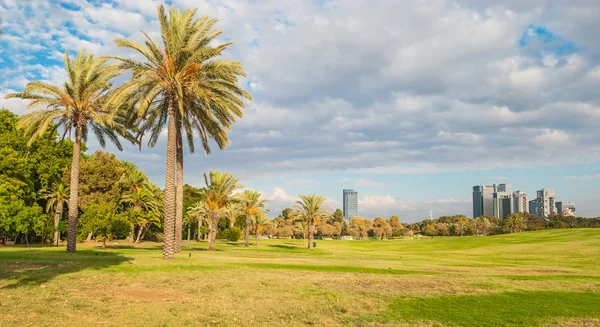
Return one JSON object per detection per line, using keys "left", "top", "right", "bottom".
{"left": 223, "top": 202, "right": 243, "bottom": 228}
{"left": 120, "top": 187, "right": 160, "bottom": 243}
{"left": 6, "top": 50, "right": 128, "bottom": 252}
{"left": 506, "top": 214, "right": 527, "bottom": 233}
{"left": 110, "top": 5, "right": 252, "bottom": 259}
{"left": 252, "top": 210, "right": 269, "bottom": 246}
{"left": 201, "top": 170, "right": 242, "bottom": 250}
{"left": 237, "top": 190, "right": 267, "bottom": 247}
{"left": 294, "top": 221, "right": 308, "bottom": 247}
{"left": 187, "top": 200, "right": 210, "bottom": 241}
{"left": 293, "top": 195, "right": 332, "bottom": 249}
{"left": 38, "top": 183, "right": 70, "bottom": 246}
{"left": 453, "top": 217, "right": 469, "bottom": 236}
{"left": 119, "top": 167, "right": 149, "bottom": 192}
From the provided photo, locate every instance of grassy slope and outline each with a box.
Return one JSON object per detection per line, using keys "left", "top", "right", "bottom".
{"left": 0, "top": 229, "right": 599, "bottom": 327}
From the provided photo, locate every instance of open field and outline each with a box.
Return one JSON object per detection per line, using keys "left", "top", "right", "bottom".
{"left": 1, "top": 229, "right": 600, "bottom": 327}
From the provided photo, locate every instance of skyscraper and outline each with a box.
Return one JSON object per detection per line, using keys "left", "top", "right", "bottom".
{"left": 473, "top": 184, "right": 507, "bottom": 218}
{"left": 343, "top": 189, "right": 359, "bottom": 221}
{"left": 512, "top": 190, "right": 528, "bottom": 213}
{"left": 529, "top": 200, "right": 537, "bottom": 215}
{"left": 536, "top": 188, "right": 556, "bottom": 218}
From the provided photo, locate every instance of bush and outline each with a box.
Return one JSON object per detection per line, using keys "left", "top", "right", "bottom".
{"left": 312, "top": 241, "right": 317, "bottom": 248}
{"left": 227, "top": 227, "right": 241, "bottom": 242}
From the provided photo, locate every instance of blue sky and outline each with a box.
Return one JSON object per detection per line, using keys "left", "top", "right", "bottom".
{"left": 1, "top": 0, "right": 600, "bottom": 221}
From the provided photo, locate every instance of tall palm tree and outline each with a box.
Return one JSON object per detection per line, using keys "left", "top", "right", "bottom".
{"left": 38, "top": 183, "right": 70, "bottom": 246}
{"left": 223, "top": 202, "right": 243, "bottom": 228}
{"left": 237, "top": 190, "right": 267, "bottom": 247}
{"left": 252, "top": 210, "right": 269, "bottom": 246}
{"left": 6, "top": 50, "right": 128, "bottom": 252}
{"left": 110, "top": 5, "right": 252, "bottom": 259}
{"left": 506, "top": 214, "right": 527, "bottom": 233}
{"left": 293, "top": 195, "right": 332, "bottom": 249}
{"left": 201, "top": 170, "right": 242, "bottom": 250}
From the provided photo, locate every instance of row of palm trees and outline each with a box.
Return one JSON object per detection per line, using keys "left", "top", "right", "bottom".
{"left": 7, "top": 5, "right": 251, "bottom": 259}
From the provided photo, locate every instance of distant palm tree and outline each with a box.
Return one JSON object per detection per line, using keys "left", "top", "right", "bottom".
{"left": 110, "top": 5, "right": 252, "bottom": 259}
{"left": 6, "top": 50, "right": 129, "bottom": 252}
{"left": 237, "top": 190, "right": 267, "bottom": 247}
{"left": 293, "top": 195, "right": 332, "bottom": 249}
{"left": 119, "top": 167, "right": 149, "bottom": 192}
{"left": 252, "top": 210, "right": 270, "bottom": 246}
{"left": 223, "top": 202, "right": 243, "bottom": 228}
{"left": 120, "top": 187, "right": 160, "bottom": 243}
{"left": 187, "top": 200, "right": 210, "bottom": 241}
{"left": 201, "top": 171, "right": 242, "bottom": 250}
{"left": 38, "top": 183, "right": 70, "bottom": 246}
{"left": 506, "top": 214, "right": 527, "bottom": 233}
{"left": 294, "top": 221, "right": 308, "bottom": 247}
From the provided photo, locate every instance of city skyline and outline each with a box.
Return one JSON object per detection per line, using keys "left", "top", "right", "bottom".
{"left": 1, "top": 1, "right": 599, "bottom": 221}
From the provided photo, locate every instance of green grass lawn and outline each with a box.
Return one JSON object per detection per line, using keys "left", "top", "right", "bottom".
{"left": 1, "top": 229, "right": 599, "bottom": 327}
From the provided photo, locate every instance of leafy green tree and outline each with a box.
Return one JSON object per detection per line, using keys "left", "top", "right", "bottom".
{"left": 111, "top": 5, "right": 251, "bottom": 259}
{"left": 388, "top": 215, "right": 404, "bottom": 237}
{"left": 372, "top": 217, "right": 392, "bottom": 239}
{"left": 6, "top": 51, "right": 129, "bottom": 251}
{"left": 423, "top": 224, "right": 437, "bottom": 236}
{"left": 201, "top": 171, "right": 242, "bottom": 250}
{"left": 120, "top": 187, "right": 160, "bottom": 243}
{"left": 349, "top": 217, "right": 372, "bottom": 239}
{"left": 38, "top": 183, "right": 69, "bottom": 245}
{"left": 237, "top": 189, "right": 267, "bottom": 248}
{"left": 293, "top": 195, "right": 332, "bottom": 249}
{"left": 329, "top": 208, "right": 344, "bottom": 224}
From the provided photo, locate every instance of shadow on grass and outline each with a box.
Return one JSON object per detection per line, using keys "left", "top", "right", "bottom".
{"left": 0, "top": 249, "right": 132, "bottom": 289}
{"left": 267, "top": 244, "right": 303, "bottom": 250}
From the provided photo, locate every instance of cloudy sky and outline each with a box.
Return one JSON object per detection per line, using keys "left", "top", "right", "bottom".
{"left": 1, "top": 0, "right": 600, "bottom": 221}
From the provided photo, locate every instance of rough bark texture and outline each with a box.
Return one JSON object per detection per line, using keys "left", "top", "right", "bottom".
{"left": 66, "top": 126, "right": 81, "bottom": 252}
{"left": 308, "top": 220, "right": 315, "bottom": 249}
{"left": 174, "top": 126, "right": 183, "bottom": 253}
{"left": 162, "top": 104, "right": 177, "bottom": 259}
{"left": 208, "top": 212, "right": 218, "bottom": 250}
{"left": 135, "top": 225, "right": 144, "bottom": 243}
{"left": 255, "top": 226, "right": 259, "bottom": 246}
{"left": 54, "top": 201, "right": 63, "bottom": 246}
{"left": 244, "top": 214, "right": 251, "bottom": 247}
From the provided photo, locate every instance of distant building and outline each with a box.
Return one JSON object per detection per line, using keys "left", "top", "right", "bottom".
{"left": 343, "top": 189, "right": 359, "bottom": 221}
{"left": 556, "top": 201, "right": 576, "bottom": 217}
{"left": 529, "top": 200, "right": 537, "bottom": 215}
{"left": 512, "top": 190, "right": 528, "bottom": 214}
{"left": 473, "top": 184, "right": 511, "bottom": 218}
{"left": 536, "top": 188, "right": 556, "bottom": 218}
{"left": 473, "top": 185, "right": 495, "bottom": 218}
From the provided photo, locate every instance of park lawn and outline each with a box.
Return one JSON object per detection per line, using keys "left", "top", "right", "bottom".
{"left": 1, "top": 229, "right": 599, "bottom": 327}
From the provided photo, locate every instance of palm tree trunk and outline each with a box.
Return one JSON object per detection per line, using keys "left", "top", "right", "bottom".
{"left": 135, "top": 225, "right": 144, "bottom": 243}
{"left": 244, "top": 214, "right": 251, "bottom": 247}
{"left": 187, "top": 225, "right": 191, "bottom": 241}
{"left": 54, "top": 202, "right": 63, "bottom": 246}
{"left": 208, "top": 212, "right": 218, "bottom": 250}
{"left": 308, "top": 220, "right": 314, "bottom": 249}
{"left": 66, "top": 126, "right": 81, "bottom": 252}
{"left": 175, "top": 126, "right": 184, "bottom": 253}
{"left": 255, "top": 225, "right": 259, "bottom": 246}
{"left": 162, "top": 101, "right": 177, "bottom": 259}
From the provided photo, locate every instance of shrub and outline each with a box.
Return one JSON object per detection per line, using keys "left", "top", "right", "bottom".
{"left": 227, "top": 227, "right": 242, "bottom": 242}
{"left": 312, "top": 241, "right": 317, "bottom": 248}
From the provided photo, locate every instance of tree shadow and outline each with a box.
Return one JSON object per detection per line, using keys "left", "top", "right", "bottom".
{"left": 267, "top": 244, "right": 303, "bottom": 250}
{"left": 0, "top": 249, "right": 132, "bottom": 289}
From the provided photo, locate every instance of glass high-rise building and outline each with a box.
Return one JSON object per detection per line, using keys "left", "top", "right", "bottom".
{"left": 343, "top": 189, "right": 359, "bottom": 221}
{"left": 472, "top": 185, "right": 499, "bottom": 218}
{"left": 529, "top": 200, "right": 537, "bottom": 215}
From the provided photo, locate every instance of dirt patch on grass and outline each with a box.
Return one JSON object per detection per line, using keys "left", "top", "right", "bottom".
{"left": 545, "top": 318, "right": 600, "bottom": 326}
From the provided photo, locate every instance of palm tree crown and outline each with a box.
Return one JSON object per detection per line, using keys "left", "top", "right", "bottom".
{"left": 237, "top": 189, "right": 267, "bottom": 247}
